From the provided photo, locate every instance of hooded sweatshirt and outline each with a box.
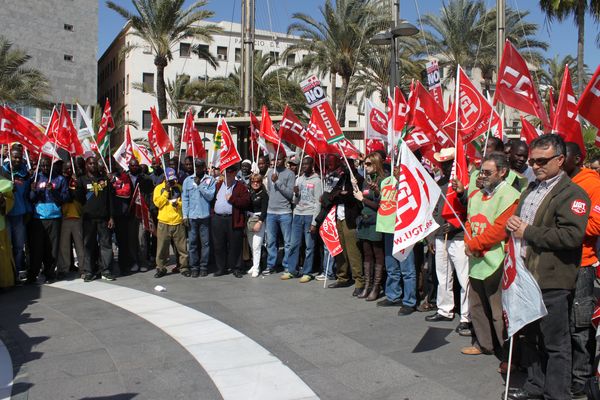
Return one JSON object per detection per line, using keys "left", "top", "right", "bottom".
{"left": 2, "top": 162, "right": 31, "bottom": 216}
{"left": 572, "top": 167, "right": 600, "bottom": 266}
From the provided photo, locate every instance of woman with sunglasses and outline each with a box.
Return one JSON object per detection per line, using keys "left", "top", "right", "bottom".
{"left": 247, "top": 173, "right": 269, "bottom": 277}
{"left": 353, "top": 152, "right": 386, "bottom": 301}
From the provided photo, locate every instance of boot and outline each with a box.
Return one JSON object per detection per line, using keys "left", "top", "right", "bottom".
{"left": 366, "top": 264, "right": 384, "bottom": 301}
{"left": 357, "top": 262, "right": 373, "bottom": 298}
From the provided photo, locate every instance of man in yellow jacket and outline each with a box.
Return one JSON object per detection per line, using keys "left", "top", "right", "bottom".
{"left": 153, "top": 167, "right": 189, "bottom": 278}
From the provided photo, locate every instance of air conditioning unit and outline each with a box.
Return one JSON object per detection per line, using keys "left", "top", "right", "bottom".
{"left": 217, "top": 54, "right": 226, "bottom": 61}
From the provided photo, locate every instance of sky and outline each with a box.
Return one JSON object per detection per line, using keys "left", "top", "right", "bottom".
{"left": 98, "top": 0, "right": 600, "bottom": 67}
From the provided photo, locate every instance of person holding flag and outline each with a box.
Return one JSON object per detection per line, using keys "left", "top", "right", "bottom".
{"left": 57, "top": 162, "right": 85, "bottom": 278}
{"left": 505, "top": 134, "right": 590, "bottom": 400}
{"left": 425, "top": 148, "right": 472, "bottom": 337}
{"left": 127, "top": 158, "right": 154, "bottom": 273}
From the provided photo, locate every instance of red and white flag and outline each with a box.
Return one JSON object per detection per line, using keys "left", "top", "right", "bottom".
{"left": 319, "top": 206, "right": 342, "bottom": 257}
{"left": 182, "top": 109, "right": 207, "bottom": 159}
{"left": 279, "top": 105, "right": 317, "bottom": 157}
{"left": 130, "top": 184, "right": 156, "bottom": 235}
{"left": 306, "top": 110, "right": 340, "bottom": 155}
{"left": 577, "top": 64, "right": 600, "bottom": 137}
{"left": 520, "top": 116, "right": 542, "bottom": 145}
{"left": 553, "top": 67, "right": 585, "bottom": 157}
{"left": 259, "top": 105, "right": 282, "bottom": 148}
{"left": 494, "top": 40, "right": 550, "bottom": 130}
{"left": 441, "top": 135, "right": 468, "bottom": 228}
{"left": 408, "top": 81, "right": 453, "bottom": 151}
{"left": 96, "top": 99, "right": 115, "bottom": 156}
{"left": 502, "top": 235, "right": 547, "bottom": 338}
{"left": 212, "top": 117, "right": 241, "bottom": 170}
{"left": 147, "top": 107, "right": 173, "bottom": 158}
{"left": 114, "top": 126, "right": 153, "bottom": 170}
{"left": 0, "top": 106, "right": 58, "bottom": 158}
{"left": 388, "top": 86, "right": 410, "bottom": 143}
{"left": 57, "top": 104, "right": 84, "bottom": 156}
{"left": 365, "top": 99, "right": 389, "bottom": 142}
{"left": 393, "top": 141, "right": 441, "bottom": 261}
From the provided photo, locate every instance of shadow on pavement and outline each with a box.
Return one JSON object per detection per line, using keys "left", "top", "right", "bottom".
{"left": 412, "top": 326, "right": 453, "bottom": 353}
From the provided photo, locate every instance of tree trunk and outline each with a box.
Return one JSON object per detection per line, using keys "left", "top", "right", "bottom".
{"left": 338, "top": 76, "right": 349, "bottom": 127}
{"left": 576, "top": 0, "right": 585, "bottom": 95}
{"left": 154, "top": 56, "right": 169, "bottom": 120}
{"left": 330, "top": 68, "right": 337, "bottom": 116}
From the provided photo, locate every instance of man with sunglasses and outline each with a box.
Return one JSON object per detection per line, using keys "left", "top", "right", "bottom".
{"left": 563, "top": 142, "right": 600, "bottom": 397}
{"left": 505, "top": 134, "right": 590, "bottom": 400}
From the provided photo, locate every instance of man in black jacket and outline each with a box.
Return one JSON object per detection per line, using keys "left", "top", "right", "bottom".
{"left": 75, "top": 156, "right": 115, "bottom": 281}
{"left": 505, "top": 134, "right": 590, "bottom": 400}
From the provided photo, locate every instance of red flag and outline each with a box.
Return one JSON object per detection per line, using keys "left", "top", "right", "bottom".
{"left": 494, "top": 40, "right": 550, "bottom": 130}
{"left": 320, "top": 206, "right": 342, "bottom": 256}
{"left": 552, "top": 67, "right": 585, "bottom": 157}
{"left": 130, "top": 184, "right": 156, "bottom": 235}
{"left": 365, "top": 99, "right": 389, "bottom": 142}
{"left": 216, "top": 117, "right": 241, "bottom": 170}
{"left": 520, "top": 116, "right": 541, "bottom": 145}
{"left": 441, "top": 135, "right": 468, "bottom": 228}
{"left": 306, "top": 110, "right": 339, "bottom": 155}
{"left": 279, "top": 106, "right": 317, "bottom": 157}
{"left": 249, "top": 112, "right": 262, "bottom": 157}
{"left": 388, "top": 86, "right": 409, "bottom": 140}
{"left": 408, "top": 81, "right": 453, "bottom": 151}
{"left": 366, "top": 138, "right": 385, "bottom": 155}
{"left": 447, "top": 67, "right": 500, "bottom": 144}
{"left": 595, "top": 130, "right": 600, "bottom": 149}
{"left": 259, "top": 106, "right": 281, "bottom": 146}
{"left": 0, "top": 106, "right": 58, "bottom": 157}
{"left": 147, "top": 107, "right": 173, "bottom": 158}
{"left": 97, "top": 99, "right": 115, "bottom": 155}
{"left": 548, "top": 87, "right": 556, "bottom": 125}
{"left": 577, "top": 64, "right": 600, "bottom": 130}
{"left": 183, "top": 109, "right": 207, "bottom": 159}
{"left": 337, "top": 139, "right": 362, "bottom": 159}
{"left": 58, "top": 104, "right": 84, "bottom": 156}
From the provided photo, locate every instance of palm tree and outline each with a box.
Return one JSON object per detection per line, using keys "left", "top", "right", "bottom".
{"left": 106, "top": 0, "right": 221, "bottom": 121}
{"left": 0, "top": 37, "right": 50, "bottom": 106}
{"left": 539, "top": 54, "right": 580, "bottom": 92}
{"left": 184, "top": 53, "right": 307, "bottom": 115}
{"left": 539, "top": 0, "right": 600, "bottom": 93}
{"left": 285, "top": 0, "right": 386, "bottom": 126}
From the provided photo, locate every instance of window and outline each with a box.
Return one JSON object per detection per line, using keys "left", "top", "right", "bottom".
{"left": 142, "top": 73, "right": 154, "bottom": 92}
{"left": 196, "top": 44, "right": 209, "bottom": 54}
{"left": 64, "top": 24, "right": 74, "bottom": 31}
{"left": 64, "top": 54, "right": 73, "bottom": 62}
{"left": 180, "top": 42, "right": 191, "bottom": 58}
{"left": 41, "top": 109, "right": 51, "bottom": 125}
{"left": 235, "top": 48, "right": 241, "bottom": 62}
{"left": 269, "top": 51, "right": 280, "bottom": 64}
{"left": 348, "top": 120, "right": 357, "bottom": 128}
{"left": 348, "top": 94, "right": 357, "bottom": 105}
{"left": 142, "top": 111, "right": 152, "bottom": 130}
{"left": 217, "top": 46, "right": 228, "bottom": 61}
{"left": 286, "top": 54, "right": 295, "bottom": 66}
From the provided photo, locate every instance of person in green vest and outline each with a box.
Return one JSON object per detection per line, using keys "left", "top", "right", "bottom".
{"left": 459, "top": 152, "right": 520, "bottom": 357}
{"left": 507, "top": 139, "right": 535, "bottom": 192}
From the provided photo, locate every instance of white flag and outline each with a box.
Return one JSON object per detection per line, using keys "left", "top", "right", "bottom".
{"left": 75, "top": 104, "right": 96, "bottom": 157}
{"left": 502, "top": 235, "right": 547, "bottom": 338}
{"left": 393, "top": 141, "right": 441, "bottom": 260}
{"left": 365, "top": 99, "right": 389, "bottom": 142}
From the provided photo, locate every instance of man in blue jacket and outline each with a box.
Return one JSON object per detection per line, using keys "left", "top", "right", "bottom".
{"left": 1, "top": 145, "right": 32, "bottom": 281}
{"left": 28, "top": 157, "right": 69, "bottom": 283}
{"left": 182, "top": 159, "right": 215, "bottom": 277}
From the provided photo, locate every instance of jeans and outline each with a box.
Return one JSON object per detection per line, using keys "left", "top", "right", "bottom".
{"left": 188, "top": 218, "right": 210, "bottom": 272}
{"left": 287, "top": 214, "right": 316, "bottom": 276}
{"left": 7, "top": 214, "right": 27, "bottom": 273}
{"left": 266, "top": 213, "right": 292, "bottom": 270}
{"left": 383, "top": 233, "right": 417, "bottom": 306}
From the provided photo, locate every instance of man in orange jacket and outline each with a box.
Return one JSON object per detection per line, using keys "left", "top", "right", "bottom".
{"left": 563, "top": 142, "right": 600, "bottom": 397}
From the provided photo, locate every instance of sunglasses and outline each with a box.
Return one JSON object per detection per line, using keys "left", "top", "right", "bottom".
{"left": 528, "top": 154, "right": 560, "bottom": 167}
{"left": 364, "top": 162, "right": 372, "bottom": 166}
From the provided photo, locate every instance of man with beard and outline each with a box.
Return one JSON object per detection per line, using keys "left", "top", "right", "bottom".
{"left": 237, "top": 159, "right": 253, "bottom": 185}
{"left": 75, "top": 156, "right": 115, "bottom": 281}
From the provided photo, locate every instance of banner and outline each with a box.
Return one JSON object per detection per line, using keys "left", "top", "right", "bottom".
{"left": 319, "top": 206, "right": 342, "bottom": 256}
{"left": 425, "top": 59, "right": 444, "bottom": 108}
{"left": 301, "top": 75, "right": 345, "bottom": 144}
{"left": 502, "top": 235, "right": 547, "bottom": 338}
{"left": 393, "top": 141, "right": 441, "bottom": 260}
{"left": 147, "top": 107, "right": 173, "bottom": 158}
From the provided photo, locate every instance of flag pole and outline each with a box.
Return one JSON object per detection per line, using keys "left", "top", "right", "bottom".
{"left": 481, "top": 90, "right": 497, "bottom": 159}
{"left": 438, "top": 190, "right": 471, "bottom": 241}
{"left": 178, "top": 110, "right": 188, "bottom": 174}
{"left": 503, "top": 337, "right": 514, "bottom": 400}
{"left": 336, "top": 142, "right": 357, "bottom": 190}
{"left": 24, "top": 149, "right": 32, "bottom": 170}
{"left": 89, "top": 134, "right": 110, "bottom": 172}
{"left": 323, "top": 252, "right": 331, "bottom": 289}
{"left": 296, "top": 140, "right": 307, "bottom": 180}
{"left": 7, "top": 147, "right": 14, "bottom": 182}
{"left": 389, "top": 88, "right": 395, "bottom": 172}
{"left": 273, "top": 136, "right": 282, "bottom": 170}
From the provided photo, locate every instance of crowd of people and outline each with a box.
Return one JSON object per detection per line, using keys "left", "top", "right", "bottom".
{"left": 0, "top": 133, "right": 599, "bottom": 400}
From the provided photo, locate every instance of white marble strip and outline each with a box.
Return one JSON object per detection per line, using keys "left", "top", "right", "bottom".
{"left": 0, "top": 339, "right": 12, "bottom": 400}
{"left": 50, "top": 280, "right": 318, "bottom": 400}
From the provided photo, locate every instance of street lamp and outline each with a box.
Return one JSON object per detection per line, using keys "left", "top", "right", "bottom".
{"left": 369, "top": 20, "right": 419, "bottom": 91}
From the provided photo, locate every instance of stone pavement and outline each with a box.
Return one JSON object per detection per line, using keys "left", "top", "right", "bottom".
{"left": 0, "top": 270, "right": 519, "bottom": 400}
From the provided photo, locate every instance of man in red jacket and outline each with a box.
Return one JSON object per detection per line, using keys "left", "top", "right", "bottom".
{"left": 563, "top": 142, "right": 600, "bottom": 397}
{"left": 211, "top": 163, "right": 251, "bottom": 278}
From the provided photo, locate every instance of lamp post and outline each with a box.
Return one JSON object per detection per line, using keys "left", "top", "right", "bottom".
{"left": 369, "top": 20, "right": 419, "bottom": 92}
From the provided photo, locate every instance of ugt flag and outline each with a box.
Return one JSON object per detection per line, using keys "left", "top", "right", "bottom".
{"left": 502, "top": 235, "right": 547, "bottom": 338}
{"left": 319, "top": 206, "right": 342, "bottom": 257}
{"left": 393, "top": 141, "right": 441, "bottom": 261}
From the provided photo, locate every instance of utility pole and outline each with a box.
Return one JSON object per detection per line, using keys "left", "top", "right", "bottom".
{"left": 241, "top": 0, "right": 255, "bottom": 116}
{"left": 391, "top": 0, "right": 400, "bottom": 90}
{"left": 496, "top": 0, "right": 505, "bottom": 75}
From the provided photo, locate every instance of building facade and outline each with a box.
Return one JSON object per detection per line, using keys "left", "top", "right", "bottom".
{"left": 97, "top": 21, "right": 365, "bottom": 146}
{"left": 0, "top": 0, "right": 98, "bottom": 123}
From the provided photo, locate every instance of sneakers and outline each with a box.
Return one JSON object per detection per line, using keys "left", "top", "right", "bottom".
{"left": 130, "top": 264, "right": 140, "bottom": 273}
{"left": 280, "top": 272, "right": 296, "bottom": 280}
{"left": 140, "top": 266, "right": 148, "bottom": 272}
{"left": 456, "top": 322, "right": 472, "bottom": 337}
{"left": 247, "top": 267, "right": 260, "bottom": 278}
{"left": 315, "top": 273, "right": 326, "bottom": 281}
{"left": 101, "top": 273, "right": 116, "bottom": 281}
{"left": 299, "top": 275, "right": 313, "bottom": 283}
{"left": 262, "top": 269, "right": 274, "bottom": 276}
